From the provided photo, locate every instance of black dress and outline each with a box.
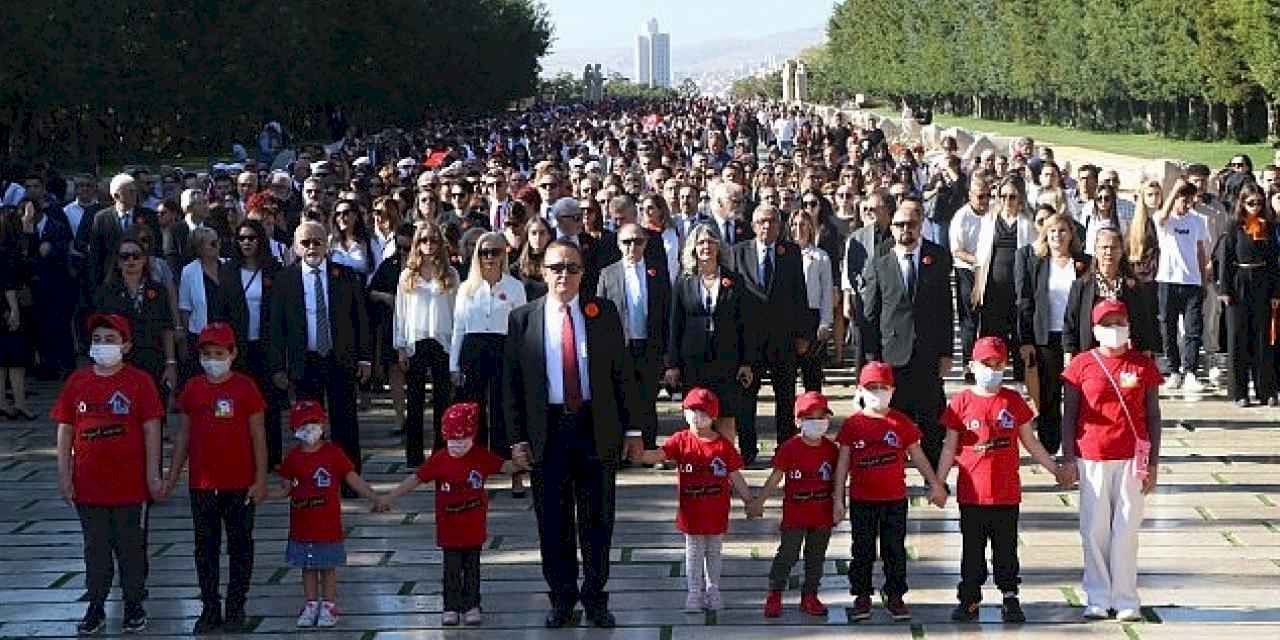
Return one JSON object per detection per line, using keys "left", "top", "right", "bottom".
{"left": 93, "top": 278, "right": 171, "bottom": 392}
{"left": 367, "top": 253, "right": 402, "bottom": 365}
{"left": 980, "top": 216, "right": 1019, "bottom": 339}
{"left": 0, "top": 242, "right": 33, "bottom": 368}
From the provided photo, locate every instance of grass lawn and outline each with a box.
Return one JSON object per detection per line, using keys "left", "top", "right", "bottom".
{"left": 870, "top": 109, "right": 1276, "bottom": 169}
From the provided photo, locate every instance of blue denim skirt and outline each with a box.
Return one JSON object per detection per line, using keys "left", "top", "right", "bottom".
{"left": 285, "top": 540, "right": 347, "bottom": 570}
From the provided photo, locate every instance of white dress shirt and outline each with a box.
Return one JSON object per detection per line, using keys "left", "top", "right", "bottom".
{"left": 755, "top": 240, "right": 775, "bottom": 282}
{"left": 329, "top": 240, "right": 370, "bottom": 275}
{"left": 948, "top": 204, "right": 983, "bottom": 270}
{"left": 659, "top": 227, "right": 680, "bottom": 286}
{"left": 301, "top": 260, "right": 331, "bottom": 352}
{"left": 622, "top": 260, "right": 648, "bottom": 340}
{"left": 449, "top": 274, "right": 527, "bottom": 372}
{"left": 1047, "top": 259, "right": 1075, "bottom": 333}
{"left": 892, "top": 242, "right": 922, "bottom": 292}
{"left": 544, "top": 296, "right": 591, "bottom": 404}
{"left": 393, "top": 270, "right": 458, "bottom": 358}
{"left": 370, "top": 229, "right": 396, "bottom": 274}
{"left": 178, "top": 259, "right": 225, "bottom": 334}
{"left": 64, "top": 200, "right": 96, "bottom": 238}
{"left": 240, "top": 267, "right": 264, "bottom": 340}
{"left": 800, "top": 245, "right": 834, "bottom": 330}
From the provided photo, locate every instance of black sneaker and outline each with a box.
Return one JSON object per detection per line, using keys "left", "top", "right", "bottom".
{"left": 121, "top": 603, "right": 148, "bottom": 634}
{"left": 951, "top": 600, "right": 980, "bottom": 622}
{"left": 193, "top": 603, "right": 223, "bottom": 634}
{"left": 223, "top": 603, "right": 246, "bottom": 632}
{"left": 77, "top": 603, "right": 106, "bottom": 635}
{"left": 1001, "top": 595, "right": 1026, "bottom": 623}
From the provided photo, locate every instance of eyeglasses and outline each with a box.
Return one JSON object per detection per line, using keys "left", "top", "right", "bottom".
{"left": 1230, "top": 162, "right": 1245, "bottom": 168}
{"left": 237, "top": 235, "right": 260, "bottom": 242}
{"left": 557, "top": 213, "right": 583, "bottom": 222}
{"left": 543, "top": 262, "right": 583, "bottom": 274}
{"left": 974, "top": 193, "right": 991, "bottom": 200}
{"left": 299, "top": 238, "right": 326, "bottom": 248}
{"left": 620, "top": 237, "right": 646, "bottom": 246}
{"left": 537, "top": 183, "right": 555, "bottom": 189}
{"left": 450, "top": 192, "right": 466, "bottom": 198}
{"left": 890, "top": 220, "right": 920, "bottom": 229}
{"left": 803, "top": 199, "right": 820, "bottom": 208}
{"left": 477, "top": 248, "right": 504, "bottom": 259}
{"left": 118, "top": 251, "right": 145, "bottom": 261}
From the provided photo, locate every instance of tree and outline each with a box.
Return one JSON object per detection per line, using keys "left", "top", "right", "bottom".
{"left": 730, "top": 72, "right": 782, "bottom": 101}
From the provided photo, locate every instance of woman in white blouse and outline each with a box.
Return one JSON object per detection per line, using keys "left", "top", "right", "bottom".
{"left": 449, "top": 231, "right": 528, "bottom": 495}
{"left": 393, "top": 223, "right": 459, "bottom": 467}
{"left": 329, "top": 199, "right": 374, "bottom": 276}
{"left": 369, "top": 196, "right": 402, "bottom": 276}
{"left": 788, "top": 211, "right": 833, "bottom": 392}
{"left": 178, "top": 226, "right": 228, "bottom": 382}
{"left": 973, "top": 176, "right": 1037, "bottom": 380}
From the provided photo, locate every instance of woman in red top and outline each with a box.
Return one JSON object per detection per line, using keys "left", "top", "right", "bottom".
{"left": 1060, "top": 300, "right": 1163, "bottom": 622}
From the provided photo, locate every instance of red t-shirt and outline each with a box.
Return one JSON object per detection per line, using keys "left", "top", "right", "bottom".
{"left": 177, "top": 373, "right": 266, "bottom": 491}
{"left": 50, "top": 366, "right": 165, "bottom": 506}
{"left": 772, "top": 436, "right": 839, "bottom": 529}
{"left": 940, "top": 388, "right": 1037, "bottom": 505}
{"left": 662, "top": 430, "right": 744, "bottom": 535}
{"left": 835, "top": 410, "right": 921, "bottom": 502}
{"left": 417, "top": 446, "right": 504, "bottom": 549}
{"left": 1061, "top": 349, "right": 1162, "bottom": 460}
{"left": 278, "top": 443, "right": 355, "bottom": 543}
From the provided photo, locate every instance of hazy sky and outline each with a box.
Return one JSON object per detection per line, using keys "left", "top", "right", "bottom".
{"left": 542, "top": 0, "right": 834, "bottom": 50}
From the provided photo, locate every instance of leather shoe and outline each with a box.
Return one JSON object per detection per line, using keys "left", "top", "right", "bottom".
{"left": 585, "top": 608, "right": 616, "bottom": 628}
{"left": 544, "top": 607, "right": 575, "bottom": 628}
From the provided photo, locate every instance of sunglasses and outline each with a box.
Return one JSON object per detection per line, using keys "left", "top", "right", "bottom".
{"left": 237, "top": 234, "right": 260, "bottom": 242}
{"left": 890, "top": 220, "right": 919, "bottom": 229}
{"left": 620, "top": 238, "right": 646, "bottom": 246}
{"left": 118, "top": 251, "right": 145, "bottom": 261}
{"left": 537, "top": 183, "right": 555, "bottom": 189}
{"left": 543, "top": 262, "right": 583, "bottom": 274}
{"left": 299, "top": 238, "right": 326, "bottom": 248}
{"left": 558, "top": 213, "right": 584, "bottom": 221}
{"left": 804, "top": 199, "right": 820, "bottom": 208}
{"left": 477, "top": 248, "right": 503, "bottom": 259}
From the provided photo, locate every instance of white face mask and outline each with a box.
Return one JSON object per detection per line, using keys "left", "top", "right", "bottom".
{"left": 446, "top": 439, "right": 473, "bottom": 457}
{"left": 200, "top": 357, "right": 231, "bottom": 378}
{"left": 799, "top": 418, "right": 829, "bottom": 439}
{"left": 89, "top": 344, "right": 124, "bottom": 368}
{"left": 971, "top": 363, "right": 1005, "bottom": 389}
{"left": 862, "top": 388, "right": 893, "bottom": 412}
{"left": 1094, "top": 324, "right": 1130, "bottom": 349}
{"left": 294, "top": 423, "right": 323, "bottom": 446}
{"left": 683, "top": 409, "right": 714, "bottom": 430}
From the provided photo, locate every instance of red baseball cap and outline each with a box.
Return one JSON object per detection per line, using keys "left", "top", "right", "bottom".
{"left": 682, "top": 387, "right": 720, "bottom": 419}
{"left": 858, "top": 361, "right": 895, "bottom": 387}
{"left": 197, "top": 322, "right": 237, "bottom": 349}
{"left": 288, "top": 400, "right": 328, "bottom": 429}
{"left": 441, "top": 402, "right": 481, "bottom": 440}
{"left": 86, "top": 313, "right": 132, "bottom": 343}
{"left": 1092, "top": 299, "right": 1129, "bottom": 325}
{"left": 972, "top": 336, "right": 1008, "bottom": 363}
{"left": 794, "top": 391, "right": 833, "bottom": 419}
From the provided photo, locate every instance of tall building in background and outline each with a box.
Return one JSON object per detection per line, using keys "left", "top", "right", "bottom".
{"left": 634, "top": 18, "right": 671, "bottom": 88}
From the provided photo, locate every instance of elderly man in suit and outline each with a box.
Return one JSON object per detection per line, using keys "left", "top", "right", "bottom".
{"left": 705, "top": 181, "right": 753, "bottom": 252}
{"left": 596, "top": 223, "right": 671, "bottom": 450}
{"left": 504, "top": 239, "right": 640, "bottom": 629}
{"left": 861, "top": 197, "right": 954, "bottom": 466}
{"left": 842, "top": 189, "right": 894, "bottom": 370}
{"left": 268, "top": 221, "right": 372, "bottom": 490}
{"left": 729, "top": 204, "right": 809, "bottom": 465}
{"left": 88, "top": 174, "right": 159, "bottom": 288}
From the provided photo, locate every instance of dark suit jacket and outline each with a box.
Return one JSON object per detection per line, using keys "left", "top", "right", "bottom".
{"left": 666, "top": 271, "right": 751, "bottom": 381}
{"left": 702, "top": 215, "right": 754, "bottom": 248}
{"left": 729, "top": 239, "right": 808, "bottom": 360}
{"left": 24, "top": 216, "right": 74, "bottom": 290}
{"left": 88, "top": 205, "right": 159, "bottom": 287}
{"left": 861, "top": 240, "right": 954, "bottom": 367}
{"left": 1062, "top": 275, "right": 1160, "bottom": 355}
{"left": 596, "top": 259, "right": 671, "bottom": 353}
{"left": 502, "top": 296, "right": 634, "bottom": 464}
{"left": 267, "top": 260, "right": 372, "bottom": 379}
{"left": 1014, "top": 247, "right": 1089, "bottom": 346}
{"left": 219, "top": 258, "right": 283, "bottom": 358}
{"left": 170, "top": 220, "right": 201, "bottom": 273}
{"left": 843, "top": 224, "right": 892, "bottom": 289}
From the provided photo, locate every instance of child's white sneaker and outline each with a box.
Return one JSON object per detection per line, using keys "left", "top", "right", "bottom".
{"left": 704, "top": 585, "right": 723, "bottom": 611}
{"left": 296, "top": 601, "right": 320, "bottom": 627}
{"left": 463, "top": 607, "right": 483, "bottom": 626}
{"left": 684, "top": 590, "right": 704, "bottom": 612}
{"left": 316, "top": 601, "right": 339, "bottom": 628}
{"left": 1116, "top": 608, "right": 1143, "bottom": 622}
{"left": 1082, "top": 605, "right": 1109, "bottom": 620}
{"left": 441, "top": 611, "right": 460, "bottom": 626}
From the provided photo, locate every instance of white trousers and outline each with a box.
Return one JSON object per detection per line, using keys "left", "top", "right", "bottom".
{"left": 685, "top": 534, "right": 723, "bottom": 593}
{"left": 1077, "top": 458, "right": 1145, "bottom": 610}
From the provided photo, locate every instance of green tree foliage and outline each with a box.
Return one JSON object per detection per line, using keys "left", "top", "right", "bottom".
{"left": 0, "top": 0, "right": 553, "bottom": 166}
{"left": 730, "top": 72, "right": 782, "bottom": 101}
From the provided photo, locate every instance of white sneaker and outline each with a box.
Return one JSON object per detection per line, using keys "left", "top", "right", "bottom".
{"left": 1161, "top": 373, "right": 1183, "bottom": 392}
{"left": 684, "top": 590, "right": 704, "bottom": 612}
{"left": 1116, "top": 608, "right": 1143, "bottom": 622}
{"left": 316, "top": 601, "right": 339, "bottom": 628}
{"left": 704, "top": 585, "right": 723, "bottom": 611}
{"left": 1082, "top": 605, "right": 1109, "bottom": 620}
{"left": 463, "top": 607, "right": 483, "bottom": 626}
{"left": 442, "top": 611, "right": 460, "bottom": 626}
{"left": 1182, "top": 375, "right": 1206, "bottom": 393}
{"left": 296, "top": 601, "right": 320, "bottom": 627}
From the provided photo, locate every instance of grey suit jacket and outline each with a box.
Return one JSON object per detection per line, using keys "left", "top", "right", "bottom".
{"left": 595, "top": 259, "right": 671, "bottom": 351}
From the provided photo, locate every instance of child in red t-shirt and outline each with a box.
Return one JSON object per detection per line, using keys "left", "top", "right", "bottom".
{"left": 271, "top": 400, "right": 381, "bottom": 629}
{"left": 937, "top": 337, "right": 1065, "bottom": 623}
{"left": 634, "top": 388, "right": 755, "bottom": 612}
{"left": 754, "top": 391, "right": 840, "bottom": 618}
{"left": 164, "top": 323, "right": 267, "bottom": 633}
{"left": 380, "top": 402, "right": 520, "bottom": 626}
{"left": 833, "top": 362, "right": 947, "bottom": 622}
{"left": 51, "top": 314, "right": 166, "bottom": 635}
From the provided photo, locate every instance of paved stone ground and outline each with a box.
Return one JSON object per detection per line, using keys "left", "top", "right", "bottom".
{"left": 0, "top": 373, "right": 1277, "bottom": 639}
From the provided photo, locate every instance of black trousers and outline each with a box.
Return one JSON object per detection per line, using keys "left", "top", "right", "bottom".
{"left": 954, "top": 269, "right": 977, "bottom": 367}
{"left": 890, "top": 354, "right": 945, "bottom": 467}
{"left": 798, "top": 308, "right": 826, "bottom": 393}
{"left": 1158, "top": 282, "right": 1204, "bottom": 374}
{"left": 459, "top": 333, "right": 507, "bottom": 455}
{"left": 190, "top": 489, "right": 255, "bottom": 609}
{"left": 242, "top": 340, "right": 284, "bottom": 467}
{"left": 1225, "top": 270, "right": 1276, "bottom": 401}
{"left": 625, "top": 339, "right": 662, "bottom": 449}
{"left": 33, "top": 286, "right": 76, "bottom": 375}
{"left": 443, "top": 548, "right": 482, "bottom": 612}
{"left": 77, "top": 504, "right": 147, "bottom": 606}
{"left": 743, "top": 347, "right": 798, "bottom": 462}
{"left": 405, "top": 339, "right": 451, "bottom": 466}
{"left": 957, "top": 505, "right": 1020, "bottom": 602}
{"left": 1034, "top": 335, "right": 1066, "bottom": 455}
{"left": 767, "top": 526, "right": 832, "bottom": 592}
{"left": 531, "top": 405, "right": 617, "bottom": 612}
{"left": 297, "top": 352, "right": 361, "bottom": 474}
{"left": 848, "top": 499, "right": 908, "bottom": 598}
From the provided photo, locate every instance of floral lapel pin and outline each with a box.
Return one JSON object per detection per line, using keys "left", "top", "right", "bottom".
{"left": 584, "top": 301, "right": 600, "bottom": 318}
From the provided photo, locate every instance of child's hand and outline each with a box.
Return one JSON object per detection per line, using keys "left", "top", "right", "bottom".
{"left": 1055, "top": 464, "right": 1077, "bottom": 489}
{"left": 149, "top": 477, "right": 168, "bottom": 502}
{"left": 248, "top": 479, "right": 268, "bottom": 505}
{"left": 832, "top": 502, "right": 846, "bottom": 525}
{"left": 745, "top": 498, "right": 764, "bottom": 519}
{"left": 372, "top": 495, "right": 393, "bottom": 513}
{"left": 927, "top": 485, "right": 948, "bottom": 508}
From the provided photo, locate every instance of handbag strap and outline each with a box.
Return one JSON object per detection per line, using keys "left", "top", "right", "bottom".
{"left": 1089, "top": 349, "right": 1141, "bottom": 441}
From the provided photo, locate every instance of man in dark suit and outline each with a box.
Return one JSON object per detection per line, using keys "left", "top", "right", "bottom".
{"left": 596, "top": 223, "right": 671, "bottom": 450}
{"left": 268, "top": 221, "right": 372, "bottom": 486}
{"left": 484, "top": 170, "right": 527, "bottom": 231}
{"left": 504, "top": 240, "right": 640, "bottom": 629}
{"left": 549, "top": 196, "right": 614, "bottom": 295}
{"left": 170, "top": 189, "right": 209, "bottom": 273}
{"left": 704, "top": 182, "right": 753, "bottom": 257}
{"left": 842, "top": 190, "right": 894, "bottom": 369}
{"left": 730, "top": 205, "right": 809, "bottom": 465}
{"left": 87, "top": 174, "right": 159, "bottom": 288}
{"left": 861, "top": 198, "right": 954, "bottom": 466}
{"left": 20, "top": 198, "right": 77, "bottom": 378}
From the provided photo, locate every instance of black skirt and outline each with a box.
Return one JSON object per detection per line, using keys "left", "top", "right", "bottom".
{"left": 458, "top": 333, "right": 509, "bottom": 457}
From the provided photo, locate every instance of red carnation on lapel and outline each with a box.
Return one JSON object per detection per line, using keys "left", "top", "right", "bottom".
{"left": 721, "top": 277, "right": 733, "bottom": 288}
{"left": 922, "top": 255, "right": 933, "bottom": 266}
{"left": 584, "top": 301, "right": 600, "bottom": 318}
{"left": 647, "top": 267, "right": 658, "bottom": 277}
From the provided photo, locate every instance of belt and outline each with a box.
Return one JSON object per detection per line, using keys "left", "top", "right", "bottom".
{"left": 550, "top": 401, "right": 592, "bottom": 416}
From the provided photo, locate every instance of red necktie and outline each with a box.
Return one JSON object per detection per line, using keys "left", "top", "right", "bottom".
{"left": 561, "top": 304, "right": 583, "bottom": 412}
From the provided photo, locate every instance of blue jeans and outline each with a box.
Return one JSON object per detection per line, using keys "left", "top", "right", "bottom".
{"left": 1158, "top": 282, "right": 1204, "bottom": 374}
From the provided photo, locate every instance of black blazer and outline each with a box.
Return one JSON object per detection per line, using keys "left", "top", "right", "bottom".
{"left": 1062, "top": 275, "right": 1160, "bottom": 354}
{"left": 219, "top": 258, "right": 282, "bottom": 357}
{"left": 267, "top": 260, "right": 372, "bottom": 379}
{"left": 1014, "top": 247, "right": 1089, "bottom": 346}
{"left": 24, "top": 217, "right": 74, "bottom": 289}
{"left": 666, "top": 271, "right": 752, "bottom": 381}
{"left": 88, "top": 206, "right": 159, "bottom": 287}
{"left": 729, "top": 239, "right": 810, "bottom": 359}
{"left": 502, "top": 296, "right": 634, "bottom": 464}
{"left": 595, "top": 259, "right": 671, "bottom": 350}
{"left": 861, "top": 240, "right": 954, "bottom": 367}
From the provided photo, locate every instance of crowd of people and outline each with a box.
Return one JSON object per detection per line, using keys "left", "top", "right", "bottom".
{"left": 6, "top": 96, "right": 1278, "bottom": 633}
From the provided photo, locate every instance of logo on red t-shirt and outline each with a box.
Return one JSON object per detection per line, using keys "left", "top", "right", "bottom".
{"left": 107, "top": 391, "right": 131, "bottom": 415}
{"left": 467, "top": 470, "right": 484, "bottom": 489}
{"left": 996, "top": 409, "right": 1015, "bottom": 429}
{"left": 313, "top": 467, "right": 332, "bottom": 488}
{"left": 817, "top": 461, "right": 833, "bottom": 481}
{"left": 709, "top": 457, "right": 728, "bottom": 477}
{"left": 883, "top": 431, "right": 900, "bottom": 448}
{"left": 215, "top": 398, "right": 234, "bottom": 418}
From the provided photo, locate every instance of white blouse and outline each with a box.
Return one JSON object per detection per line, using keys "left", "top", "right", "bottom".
{"left": 330, "top": 239, "right": 370, "bottom": 275}
{"left": 1047, "top": 258, "right": 1075, "bottom": 333}
{"left": 392, "top": 268, "right": 459, "bottom": 358}
{"left": 449, "top": 274, "right": 528, "bottom": 372}
{"left": 240, "top": 267, "right": 264, "bottom": 340}
{"left": 799, "top": 245, "right": 834, "bottom": 330}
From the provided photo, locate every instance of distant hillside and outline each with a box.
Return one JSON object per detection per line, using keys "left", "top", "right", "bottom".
{"left": 540, "top": 26, "right": 824, "bottom": 78}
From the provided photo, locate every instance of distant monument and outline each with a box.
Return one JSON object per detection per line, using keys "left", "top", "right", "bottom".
{"left": 583, "top": 64, "right": 604, "bottom": 102}
{"left": 794, "top": 62, "right": 808, "bottom": 103}
{"left": 782, "top": 60, "right": 796, "bottom": 103}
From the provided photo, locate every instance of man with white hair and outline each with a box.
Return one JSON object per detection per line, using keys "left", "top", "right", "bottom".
{"left": 267, "top": 170, "right": 301, "bottom": 224}
{"left": 88, "top": 173, "right": 158, "bottom": 286}
{"left": 170, "top": 189, "right": 209, "bottom": 270}
{"left": 705, "top": 181, "right": 753, "bottom": 248}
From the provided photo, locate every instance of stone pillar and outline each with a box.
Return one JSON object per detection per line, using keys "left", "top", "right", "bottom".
{"left": 782, "top": 59, "right": 796, "bottom": 104}
{"left": 794, "top": 62, "right": 808, "bottom": 104}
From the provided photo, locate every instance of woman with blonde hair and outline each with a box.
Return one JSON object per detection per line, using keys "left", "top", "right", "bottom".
{"left": 1127, "top": 179, "right": 1162, "bottom": 285}
{"left": 393, "top": 223, "right": 459, "bottom": 466}
{"left": 973, "top": 176, "right": 1036, "bottom": 379}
